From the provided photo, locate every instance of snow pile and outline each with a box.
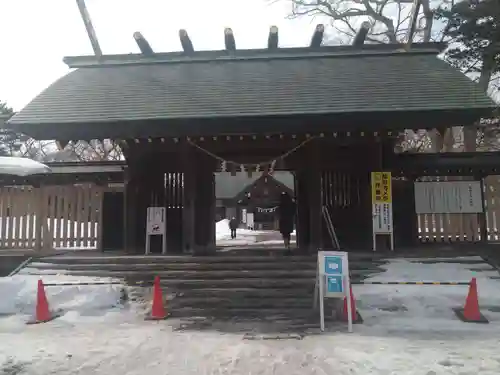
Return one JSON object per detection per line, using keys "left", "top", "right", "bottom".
{"left": 356, "top": 256, "right": 500, "bottom": 333}
{"left": 0, "top": 156, "right": 50, "bottom": 176}
{"left": 0, "top": 275, "right": 123, "bottom": 320}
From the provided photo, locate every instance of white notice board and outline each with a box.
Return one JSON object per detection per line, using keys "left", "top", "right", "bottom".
{"left": 414, "top": 181, "right": 483, "bottom": 214}
{"left": 145, "top": 207, "right": 167, "bottom": 255}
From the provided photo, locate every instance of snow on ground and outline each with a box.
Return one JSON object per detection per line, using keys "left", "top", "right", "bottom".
{"left": 1, "top": 257, "right": 500, "bottom": 374}
{"left": 215, "top": 219, "right": 296, "bottom": 247}
{"left": 216, "top": 219, "right": 270, "bottom": 246}
{"left": 0, "top": 274, "right": 125, "bottom": 327}
{"left": 355, "top": 256, "right": 500, "bottom": 336}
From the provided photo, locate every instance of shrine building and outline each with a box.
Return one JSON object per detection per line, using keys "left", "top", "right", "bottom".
{"left": 4, "top": 26, "right": 496, "bottom": 254}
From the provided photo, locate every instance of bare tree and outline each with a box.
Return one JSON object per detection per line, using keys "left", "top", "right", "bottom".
{"left": 280, "top": 0, "right": 500, "bottom": 153}
{"left": 283, "top": 0, "right": 438, "bottom": 44}
{"left": 52, "top": 140, "right": 124, "bottom": 161}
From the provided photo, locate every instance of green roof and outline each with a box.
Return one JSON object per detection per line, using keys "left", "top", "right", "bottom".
{"left": 7, "top": 43, "right": 495, "bottom": 139}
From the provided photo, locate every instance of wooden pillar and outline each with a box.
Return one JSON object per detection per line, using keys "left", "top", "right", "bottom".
{"left": 204, "top": 169, "right": 216, "bottom": 252}
{"left": 307, "top": 143, "right": 323, "bottom": 252}
{"left": 295, "top": 170, "right": 310, "bottom": 251}
{"left": 124, "top": 165, "right": 139, "bottom": 253}
{"left": 192, "top": 152, "right": 216, "bottom": 255}
{"left": 123, "top": 167, "right": 130, "bottom": 253}
{"left": 479, "top": 176, "right": 488, "bottom": 243}
{"left": 182, "top": 144, "right": 196, "bottom": 253}
{"left": 34, "top": 186, "right": 44, "bottom": 252}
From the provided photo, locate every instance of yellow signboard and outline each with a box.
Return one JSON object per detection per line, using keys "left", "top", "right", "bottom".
{"left": 371, "top": 172, "right": 392, "bottom": 203}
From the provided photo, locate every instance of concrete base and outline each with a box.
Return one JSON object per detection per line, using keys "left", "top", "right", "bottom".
{"left": 352, "top": 310, "right": 364, "bottom": 324}
{"left": 145, "top": 313, "right": 170, "bottom": 321}
{"left": 453, "top": 307, "right": 489, "bottom": 324}
{"left": 26, "top": 313, "right": 61, "bottom": 325}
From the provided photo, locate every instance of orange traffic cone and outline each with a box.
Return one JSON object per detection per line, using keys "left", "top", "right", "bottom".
{"left": 341, "top": 285, "right": 363, "bottom": 324}
{"left": 27, "top": 280, "right": 56, "bottom": 324}
{"left": 454, "top": 277, "right": 488, "bottom": 323}
{"left": 146, "top": 276, "right": 169, "bottom": 320}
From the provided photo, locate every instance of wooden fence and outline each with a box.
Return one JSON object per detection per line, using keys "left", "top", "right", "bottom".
{"left": 2, "top": 177, "right": 500, "bottom": 250}
{"left": 417, "top": 176, "right": 500, "bottom": 242}
{"left": 0, "top": 184, "right": 104, "bottom": 250}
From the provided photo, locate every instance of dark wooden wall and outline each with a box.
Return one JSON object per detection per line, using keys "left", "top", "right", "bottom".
{"left": 120, "top": 135, "right": 403, "bottom": 253}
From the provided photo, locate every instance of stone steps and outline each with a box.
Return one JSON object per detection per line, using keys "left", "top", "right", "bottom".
{"left": 170, "top": 296, "right": 317, "bottom": 309}
{"left": 27, "top": 261, "right": 382, "bottom": 272}
{"left": 38, "top": 254, "right": 386, "bottom": 265}
{"left": 21, "top": 252, "right": 384, "bottom": 320}
{"left": 20, "top": 267, "right": 379, "bottom": 281}
{"left": 167, "top": 307, "right": 337, "bottom": 320}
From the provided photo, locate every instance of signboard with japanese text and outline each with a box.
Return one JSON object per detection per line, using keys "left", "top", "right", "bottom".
{"left": 371, "top": 172, "right": 394, "bottom": 251}
{"left": 414, "top": 181, "right": 483, "bottom": 214}
{"left": 371, "top": 172, "right": 392, "bottom": 203}
{"left": 372, "top": 202, "right": 392, "bottom": 234}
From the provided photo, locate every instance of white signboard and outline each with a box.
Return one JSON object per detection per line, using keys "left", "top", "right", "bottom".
{"left": 241, "top": 209, "right": 247, "bottom": 224}
{"left": 145, "top": 207, "right": 167, "bottom": 255}
{"left": 314, "top": 251, "right": 352, "bottom": 333}
{"left": 246, "top": 213, "right": 254, "bottom": 230}
{"left": 414, "top": 181, "right": 483, "bottom": 214}
{"left": 372, "top": 203, "right": 393, "bottom": 234}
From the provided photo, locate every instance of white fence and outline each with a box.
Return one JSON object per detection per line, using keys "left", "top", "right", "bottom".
{"left": 0, "top": 185, "right": 104, "bottom": 250}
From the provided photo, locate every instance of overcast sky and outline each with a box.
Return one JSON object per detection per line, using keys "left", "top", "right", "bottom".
{"left": 1, "top": 0, "right": 320, "bottom": 111}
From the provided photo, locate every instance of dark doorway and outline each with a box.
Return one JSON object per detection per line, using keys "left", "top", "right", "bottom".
{"left": 101, "top": 191, "right": 124, "bottom": 251}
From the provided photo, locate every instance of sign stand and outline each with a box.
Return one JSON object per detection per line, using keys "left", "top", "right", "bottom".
{"left": 314, "top": 251, "right": 352, "bottom": 333}
{"left": 371, "top": 172, "right": 394, "bottom": 252}
{"left": 145, "top": 207, "right": 167, "bottom": 255}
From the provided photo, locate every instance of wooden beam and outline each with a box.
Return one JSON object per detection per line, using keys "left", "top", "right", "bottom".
{"left": 405, "top": 0, "right": 422, "bottom": 50}
{"left": 268, "top": 26, "right": 278, "bottom": 49}
{"left": 353, "top": 22, "right": 370, "bottom": 46}
{"left": 224, "top": 28, "right": 236, "bottom": 51}
{"left": 179, "top": 29, "right": 194, "bottom": 53}
{"left": 133, "top": 32, "right": 154, "bottom": 56}
{"left": 310, "top": 24, "right": 324, "bottom": 48}
{"left": 75, "top": 0, "right": 102, "bottom": 58}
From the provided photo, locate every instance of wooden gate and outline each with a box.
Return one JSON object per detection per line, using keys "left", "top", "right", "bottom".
{"left": 0, "top": 184, "right": 104, "bottom": 250}
{"left": 321, "top": 170, "right": 371, "bottom": 249}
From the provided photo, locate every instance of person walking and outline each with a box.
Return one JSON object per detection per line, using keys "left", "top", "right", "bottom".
{"left": 278, "top": 192, "right": 295, "bottom": 254}
{"left": 229, "top": 217, "right": 238, "bottom": 239}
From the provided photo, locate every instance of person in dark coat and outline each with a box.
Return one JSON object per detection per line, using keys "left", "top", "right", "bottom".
{"left": 278, "top": 192, "right": 295, "bottom": 253}
{"left": 229, "top": 217, "right": 238, "bottom": 239}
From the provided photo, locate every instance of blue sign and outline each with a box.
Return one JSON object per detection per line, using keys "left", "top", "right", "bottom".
{"left": 324, "top": 256, "right": 343, "bottom": 275}
{"left": 327, "top": 276, "right": 344, "bottom": 293}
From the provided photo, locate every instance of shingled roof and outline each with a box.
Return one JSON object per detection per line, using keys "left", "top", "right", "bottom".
{"left": 6, "top": 43, "right": 496, "bottom": 139}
